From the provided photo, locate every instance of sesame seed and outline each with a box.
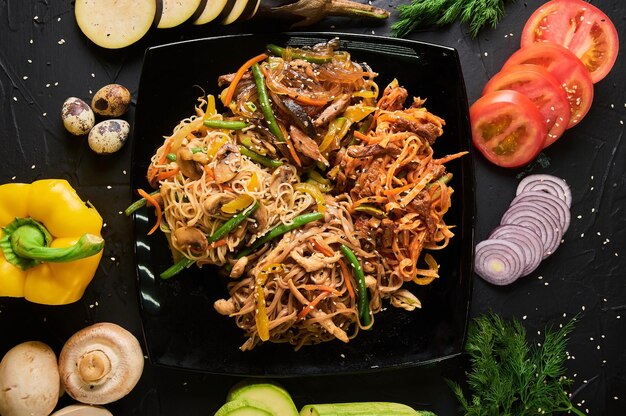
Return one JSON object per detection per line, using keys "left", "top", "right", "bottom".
{"left": 58, "top": 39, "right": 65, "bottom": 45}
{"left": 31, "top": 165, "right": 36, "bottom": 169}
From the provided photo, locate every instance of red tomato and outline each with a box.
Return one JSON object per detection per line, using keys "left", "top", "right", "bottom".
{"left": 483, "top": 64, "right": 569, "bottom": 148}
{"left": 471, "top": 90, "right": 546, "bottom": 169}
{"left": 521, "top": 0, "right": 619, "bottom": 83}
{"left": 502, "top": 43, "right": 593, "bottom": 128}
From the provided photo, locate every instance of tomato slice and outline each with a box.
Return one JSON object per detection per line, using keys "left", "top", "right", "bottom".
{"left": 471, "top": 90, "right": 546, "bottom": 169}
{"left": 483, "top": 64, "right": 569, "bottom": 148}
{"left": 521, "top": 0, "right": 619, "bottom": 83}
{"left": 502, "top": 43, "right": 593, "bottom": 128}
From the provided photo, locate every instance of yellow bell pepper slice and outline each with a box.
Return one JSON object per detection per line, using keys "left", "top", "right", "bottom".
{"left": 294, "top": 182, "right": 327, "bottom": 213}
{"left": 221, "top": 194, "right": 255, "bottom": 215}
{"left": 0, "top": 179, "right": 104, "bottom": 305}
{"left": 343, "top": 105, "right": 377, "bottom": 123}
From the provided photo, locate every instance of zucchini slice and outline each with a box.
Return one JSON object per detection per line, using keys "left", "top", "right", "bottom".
{"left": 221, "top": 0, "right": 249, "bottom": 25}
{"left": 193, "top": 0, "right": 233, "bottom": 25}
{"left": 157, "top": 0, "right": 203, "bottom": 28}
{"left": 75, "top": 0, "right": 157, "bottom": 49}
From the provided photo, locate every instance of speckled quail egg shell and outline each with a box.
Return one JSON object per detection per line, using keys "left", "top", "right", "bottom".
{"left": 91, "top": 84, "right": 131, "bottom": 117}
{"left": 88, "top": 119, "right": 130, "bottom": 154}
{"left": 61, "top": 97, "right": 95, "bottom": 135}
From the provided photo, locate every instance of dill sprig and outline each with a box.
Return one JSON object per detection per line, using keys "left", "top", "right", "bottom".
{"left": 392, "top": 0, "right": 515, "bottom": 38}
{"left": 448, "top": 313, "right": 585, "bottom": 416}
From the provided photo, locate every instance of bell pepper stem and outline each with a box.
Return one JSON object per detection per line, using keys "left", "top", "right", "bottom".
{"left": 11, "top": 224, "right": 104, "bottom": 263}
{"left": 1, "top": 218, "right": 103, "bottom": 270}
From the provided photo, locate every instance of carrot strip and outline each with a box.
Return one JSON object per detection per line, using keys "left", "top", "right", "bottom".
{"left": 157, "top": 141, "right": 173, "bottom": 165}
{"left": 353, "top": 130, "right": 370, "bottom": 142}
{"left": 138, "top": 188, "right": 162, "bottom": 236}
{"left": 204, "top": 165, "right": 214, "bottom": 181}
{"left": 223, "top": 53, "right": 268, "bottom": 106}
{"left": 208, "top": 239, "right": 228, "bottom": 249}
{"left": 302, "top": 284, "right": 341, "bottom": 295}
{"left": 156, "top": 167, "right": 179, "bottom": 181}
{"left": 297, "top": 292, "right": 331, "bottom": 320}
{"left": 284, "top": 133, "right": 302, "bottom": 167}
{"left": 309, "top": 238, "right": 334, "bottom": 257}
{"left": 433, "top": 151, "right": 469, "bottom": 164}
{"left": 338, "top": 259, "right": 356, "bottom": 302}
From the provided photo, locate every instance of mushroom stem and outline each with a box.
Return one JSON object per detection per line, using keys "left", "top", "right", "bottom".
{"left": 78, "top": 350, "right": 111, "bottom": 382}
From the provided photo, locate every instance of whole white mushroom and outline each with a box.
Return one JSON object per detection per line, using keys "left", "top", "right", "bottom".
{"left": 0, "top": 341, "right": 60, "bottom": 416}
{"left": 51, "top": 404, "right": 113, "bottom": 415}
{"left": 58, "top": 322, "right": 144, "bottom": 405}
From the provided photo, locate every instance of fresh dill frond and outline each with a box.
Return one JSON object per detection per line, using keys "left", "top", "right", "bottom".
{"left": 449, "top": 313, "right": 585, "bottom": 416}
{"left": 392, "top": 0, "right": 516, "bottom": 38}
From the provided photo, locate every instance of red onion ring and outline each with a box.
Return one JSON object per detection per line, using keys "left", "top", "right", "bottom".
{"left": 510, "top": 190, "right": 571, "bottom": 232}
{"left": 474, "top": 239, "right": 526, "bottom": 285}
{"left": 516, "top": 174, "right": 572, "bottom": 207}
{"left": 490, "top": 224, "right": 544, "bottom": 277}
{"left": 501, "top": 202, "right": 564, "bottom": 259}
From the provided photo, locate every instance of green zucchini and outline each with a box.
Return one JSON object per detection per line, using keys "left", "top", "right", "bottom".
{"left": 214, "top": 399, "right": 273, "bottom": 416}
{"left": 299, "top": 402, "right": 435, "bottom": 416}
{"left": 227, "top": 381, "right": 298, "bottom": 416}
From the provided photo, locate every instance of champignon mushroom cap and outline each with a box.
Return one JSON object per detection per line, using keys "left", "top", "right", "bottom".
{"left": 173, "top": 226, "right": 208, "bottom": 255}
{"left": 58, "top": 323, "right": 144, "bottom": 405}
{"left": 0, "top": 341, "right": 60, "bottom": 416}
{"left": 176, "top": 147, "right": 203, "bottom": 180}
{"left": 51, "top": 404, "right": 113, "bottom": 416}
{"left": 213, "top": 143, "right": 241, "bottom": 184}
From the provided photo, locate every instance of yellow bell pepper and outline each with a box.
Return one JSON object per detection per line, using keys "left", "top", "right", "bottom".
{"left": 0, "top": 179, "right": 104, "bottom": 305}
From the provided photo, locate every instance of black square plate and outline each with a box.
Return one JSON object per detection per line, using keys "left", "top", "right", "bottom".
{"left": 131, "top": 33, "right": 474, "bottom": 376}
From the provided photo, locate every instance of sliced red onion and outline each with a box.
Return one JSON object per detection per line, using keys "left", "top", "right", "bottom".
{"left": 490, "top": 224, "right": 543, "bottom": 277}
{"left": 501, "top": 202, "right": 563, "bottom": 259}
{"left": 516, "top": 174, "right": 572, "bottom": 207}
{"left": 510, "top": 191, "right": 571, "bottom": 233}
{"left": 474, "top": 239, "right": 526, "bottom": 285}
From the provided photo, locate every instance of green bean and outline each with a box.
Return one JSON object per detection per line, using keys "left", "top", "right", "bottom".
{"left": 191, "top": 147, "right": 207, "bottom": 154}
{"left": 208, "top": 201, "right": 259, "bottom": 244}
{"left": 340, "top": 244, "right": 371, "bottom": 326}
{"left": 160, "top": 202, "right": 259, "bottom": 279}
{"left": 240, "top": 146, "right": 283, "bottom": 169}
{"left": 166, "top": 153, "right": 177, "bottom": 161}
{"left": 203, "top": 119, "right": 249, "bottom": 130}
{"left": 251, "top": 63, "right": 285, "bottom": 142}
{"left": 160, "top": 258, "right": 194, "bottom": 280}
{"left": 124, "top": 190, "right": 159, "bottom": 216}
{"left": 266, "top": 44, "right": 333, "bottom": 64}
{"left": 236, "top": 212, "right": 323, "bottom": 259}
{"left": 354, "top": 204, "right": 387, "bottom": 219}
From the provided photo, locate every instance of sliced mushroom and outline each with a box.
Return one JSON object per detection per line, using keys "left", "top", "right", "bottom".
{"left": 173, "top": 226, "right": 208, "bottom": 255}
{"left": 269, "top": 165, "right": 294, "bottom": 197}
{"left": 58, "top": 323, "right": 144, "bottom": 405}
{"left": 213, "top": 143, "right": 242, "bottom": 184}
{"left": 250, "top": 202, "right": 268, "bottom": 232}
{"left": 176, "top": 147, "right": 203, "bottom": 180}
{"left": 202, "top": 193, "right": 233, "bottom": 214}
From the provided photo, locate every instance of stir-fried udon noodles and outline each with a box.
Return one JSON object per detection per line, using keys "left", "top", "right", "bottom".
{"left": 135, "top": 40, "right": 466, "bottom": 350}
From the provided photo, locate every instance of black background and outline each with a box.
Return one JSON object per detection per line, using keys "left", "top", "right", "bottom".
{"left": 0, "top": 1, "right": 625, "bottom": 415}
